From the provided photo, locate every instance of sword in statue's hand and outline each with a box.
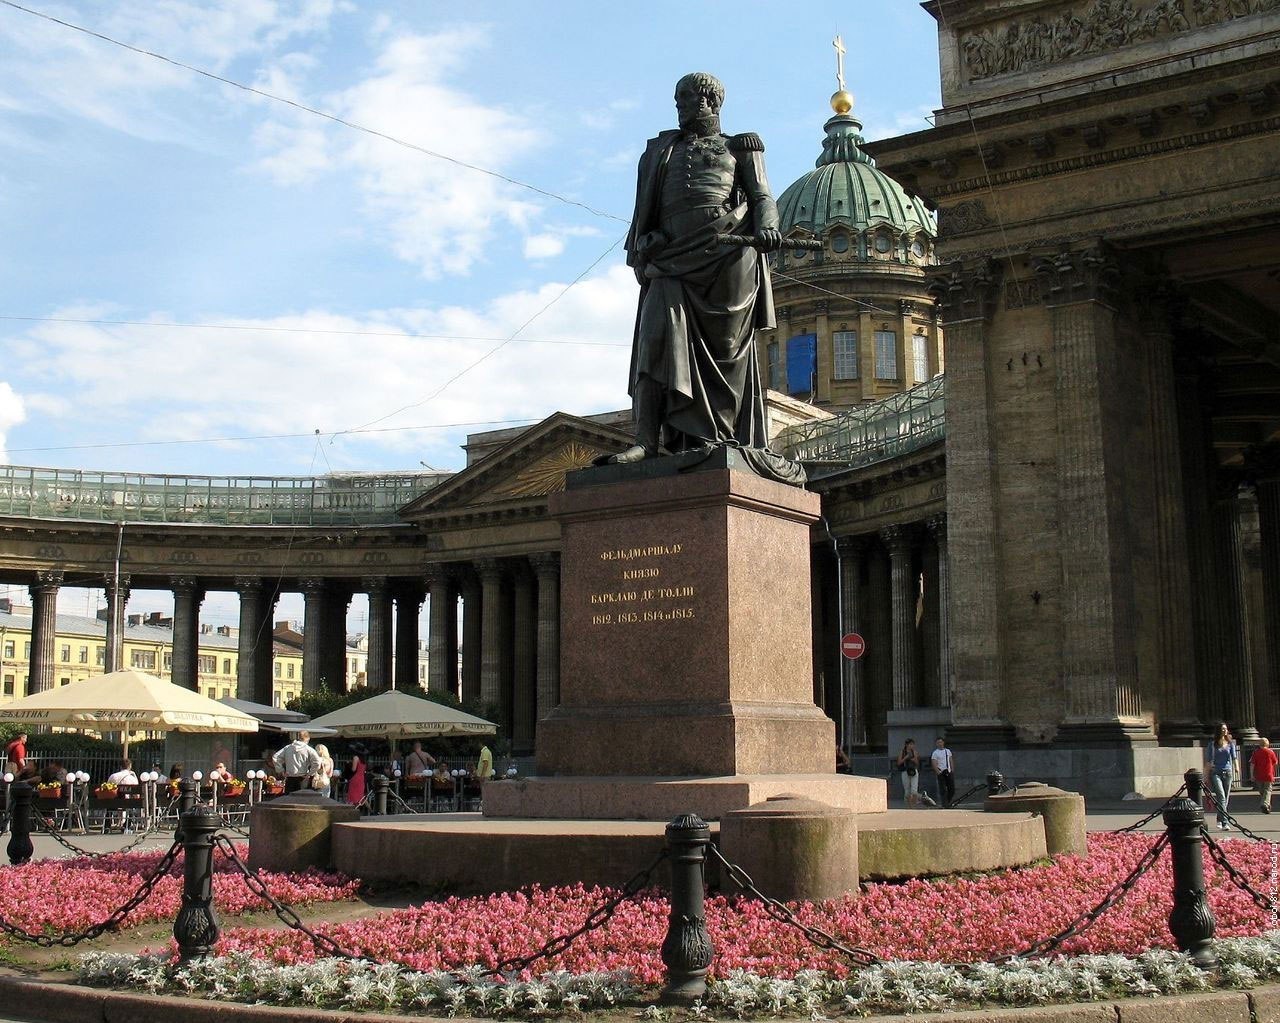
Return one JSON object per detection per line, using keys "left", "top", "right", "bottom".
{"left": 714, "top": 234, "right": 822, "bottom": 251}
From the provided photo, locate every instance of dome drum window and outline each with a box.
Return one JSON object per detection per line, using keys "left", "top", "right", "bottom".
{"left": 831, "top": 233, "right": 850, "bottom": 254}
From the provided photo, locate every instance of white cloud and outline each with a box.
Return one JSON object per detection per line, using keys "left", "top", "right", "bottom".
{"left": 250, "top": 25, "right": 557, "bottom": 278}
{"left": 523, "top": 234, "right": 565, "bottom": 260}
{"left": 7, "top": 264, "right": 639, "bottom": 473}
{"left": 0, "top": 382, "right": 27, "bottom": 463}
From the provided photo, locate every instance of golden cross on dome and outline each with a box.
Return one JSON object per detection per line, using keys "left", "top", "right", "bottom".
{"left": 833, "top": 34, "right": 847, "bottom": 93}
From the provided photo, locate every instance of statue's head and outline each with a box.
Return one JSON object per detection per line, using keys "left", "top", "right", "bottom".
{"left": 674, "top": 72, "right": 724, "bottom": 128}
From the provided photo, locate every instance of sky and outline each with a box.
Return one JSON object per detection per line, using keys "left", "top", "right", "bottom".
{"left": 0, "top": 0, "right": 943, "bottom": 628}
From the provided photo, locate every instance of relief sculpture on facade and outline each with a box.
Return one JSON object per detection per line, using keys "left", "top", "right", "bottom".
{"left": 960, "top": 0, "right": 1276, "bottom": 82}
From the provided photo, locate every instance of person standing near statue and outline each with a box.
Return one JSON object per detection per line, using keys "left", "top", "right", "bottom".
{"left": 608, "top": 72, "right": 783, "bottom": 466}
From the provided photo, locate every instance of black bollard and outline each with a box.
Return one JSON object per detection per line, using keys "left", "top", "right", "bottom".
{"left": 1164, "top": 768, "right": 1217, "bottom": 968}
{"left": 173, "top": 805, "right": 221, "bottom": 961}
{"left": 660, "top": 813, "right": 714, "bottom": 1005}
{"left": 6, "top": 782, "right": 33, "bottom": 866}
{"left": 987, "top": 771, "right": 1004, "bottom": 797}
{"left": 371, "top": 774, "right": 390, "bottom": 816}
{"left": 174, "top": 779, "right": 198, "bottom": 842}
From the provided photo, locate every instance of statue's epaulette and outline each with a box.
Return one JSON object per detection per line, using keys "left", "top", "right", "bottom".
{"left": 727, "top": 132, "right": 764, "bottom": 153}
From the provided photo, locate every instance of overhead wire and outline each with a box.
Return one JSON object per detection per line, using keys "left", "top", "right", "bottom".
{"left": 0, "top": 0, "right": 629, "bottom": 225}
{"left": 0, "top": 315, "right": 630, "bottom": 348}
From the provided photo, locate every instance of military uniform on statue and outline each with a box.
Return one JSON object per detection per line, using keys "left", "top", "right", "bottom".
{"left": 601, "top": 71, "right": 803, "bottom": 484}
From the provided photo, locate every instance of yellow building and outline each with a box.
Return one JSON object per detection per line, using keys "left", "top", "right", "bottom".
{"left": 0, "top": 599, "right": 305, "bottom": 708}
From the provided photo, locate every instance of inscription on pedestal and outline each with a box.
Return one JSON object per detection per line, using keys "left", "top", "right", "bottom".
{"left": 586, "top": 543, "right": 698, "bottom": 625}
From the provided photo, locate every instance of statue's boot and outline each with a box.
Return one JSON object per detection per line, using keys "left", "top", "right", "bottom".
{"left": 609, "top": 444, "right": 652, "bottom": 464}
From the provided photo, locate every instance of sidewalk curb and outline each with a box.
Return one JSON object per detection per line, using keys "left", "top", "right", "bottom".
{"left": 0, "top": 974, "right": 1277, "bottom": 1023}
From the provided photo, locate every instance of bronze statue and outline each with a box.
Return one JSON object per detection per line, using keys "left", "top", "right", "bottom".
{"left": 604, "top": 72, "right": 801, "bottom": 481}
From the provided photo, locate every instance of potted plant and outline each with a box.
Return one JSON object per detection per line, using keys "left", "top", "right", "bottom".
{"left": 93, "top": 781, "right": 119, "bottom": 799}
{"left": 222, "top": 776, "right": 246, "bottom": 798}
{"left": 35, "top": 781, "right": 63, "bottom": 798}
{"left": 263, "top": 775, "right": 285, "bottom": 796}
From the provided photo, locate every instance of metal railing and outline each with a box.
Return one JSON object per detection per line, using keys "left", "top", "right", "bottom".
{"left": 779, "top": 375, "right": 945, "bottom": 474}
{"left": 0, "top": 465, "right": 451, "bottom": 526}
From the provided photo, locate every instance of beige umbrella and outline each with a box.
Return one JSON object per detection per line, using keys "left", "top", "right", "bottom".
{"left": 306, "top": 690, "right": 495, "bottom": 740}
{"left": 0, "top": 669, "right": 259, "bottom": 757}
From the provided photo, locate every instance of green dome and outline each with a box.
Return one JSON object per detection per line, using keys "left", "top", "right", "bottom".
{"left": 776, "top": 113, "right": 935, "bottom": 240}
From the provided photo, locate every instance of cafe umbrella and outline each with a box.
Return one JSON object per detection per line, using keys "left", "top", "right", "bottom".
{"left": 305, "top": 689, "right": 496, "bottom": 742}
{"left": 0, "top": 669, "right": 259, "bottom": 758}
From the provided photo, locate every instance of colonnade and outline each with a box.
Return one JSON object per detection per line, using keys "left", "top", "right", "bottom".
{"left": 824, "top": 514, "right": 950, "bottom": 750}
{"left": 21, "top": 553, "right": 562, "bottom": 755}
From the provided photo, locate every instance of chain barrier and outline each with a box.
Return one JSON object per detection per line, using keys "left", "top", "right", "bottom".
{"left": 211, "top": 831, "right": 667, "bottom": 978}
{"left": 1216, "top": 805, "right": 1268, "bottom": 842}
{"left": 707, "top": 845, "right": 880, "bottom": 968}
{"left": 0, "top": 838, "right": 182, "bottom": 947}
{"left": 211, "top": 834, "right": 357, "bottom": 960}
{"left": 995, "top": 831, "right": 1169, "bottom": 961}
{"left": 1112, "top": 784, "right": 1187, "bottom": 834}
{"left": 485, "top": 848, "right": 669, "bottom": 977}
{"left": 1201, "top": 827, "right": 1275, "bottom": 913}
{"left": 33, "top": 808, "right": 167, "bottom": 859}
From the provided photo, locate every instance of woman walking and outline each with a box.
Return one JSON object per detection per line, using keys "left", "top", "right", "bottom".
{"left": 897, "top": 738, "right": 921, "bottom": 808}
{"left": 347, "top": 747, "right": 367, "bottom": 808}
{"left": 1206, "top": 721, "right": 1239, "bottom": 831}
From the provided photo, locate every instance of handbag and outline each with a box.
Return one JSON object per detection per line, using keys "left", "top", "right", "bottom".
{"left": 309, "top": 773, "right": 326, "bottom": 790}
{"left": 906, "top": 764, "right": 917, "bottom": 776}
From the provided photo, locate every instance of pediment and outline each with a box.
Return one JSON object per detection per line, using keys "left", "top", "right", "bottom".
{"left": 399, "top": 412, "right": 633, "bottom": 522}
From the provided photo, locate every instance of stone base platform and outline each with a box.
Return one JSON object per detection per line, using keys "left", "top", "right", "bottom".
{"left": 331, "top": 809, "right": 1046, "bottom": 894}
{"left": 481, "top": 774, "right": 886, "bottom": 821}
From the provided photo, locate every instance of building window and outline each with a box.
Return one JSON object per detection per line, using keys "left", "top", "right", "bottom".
{"left": 274, "top": 693, "right": 281, "bottom": 708}
{"left": 223, "top": 658, "right": 232, "bottom": 675}
{"left": 767, "top": 342, "right": 782, "bottom": 390}
{"left": 874, "top": 330, "right": 898, "bottom": 379}
{"left": 913, "top": 333, "right": 930, "bottom": 381}
{"left": 23, "top": 642, "right": 30, "bottom": 659}
{"left": 198, "top": 654, "right": 216, "bottom": 673}
{"left": 830, "top": 232, "right": 849, "bottom": 254}
{"left": 3, "top": 641, "right": 14, "bottom": 658}
{"left": 2, "top": 675, "right": 12, "bottom": 696}
{"left": 274, "top": 662, "right": 281, "bottom": 678}
{"left": 833, "top": 331, "right": 859, "bottom": 380}
{"left": 95, "top": 645, "right": 104, "bottom": 665}
{"left": 420, "top": 665, "right": 426, "bottom": 682}
{"left": 163, "top": 652, "right": 173, "bottom": 670}
{"left": 287, "top": 663, "right": 295, "bottom": 680}
{"left": 222, "top": 687, "right": 230, "bottom": 700}
{"left": 78, "top": 645, "right": 88, "bottom": 663}
{"left": 60, "top": 676, "right": 70, "bottom": 686}
{"left": 130, "top": 649, "right": 156, "bottom": 670}
{"left": 207, "top": 688, "right": 216, "bottom": 699}
{"left": 60, "top": 644, "right": 70, "bottom": 662}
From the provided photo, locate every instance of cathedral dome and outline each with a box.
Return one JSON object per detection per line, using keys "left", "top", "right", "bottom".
{"left": 776, "top": 105, "right": 935, "bottom": 252}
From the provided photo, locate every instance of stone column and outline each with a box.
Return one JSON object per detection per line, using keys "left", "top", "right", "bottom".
{"left": 1212, "top": 482, "right": 1258, "bottom": 739}
{"left": 103, "top": 573, "right": 130, "bottom": 674}
{"left": 323, "top": 586, "right": 351, "bottom": 691}
{"left": 921, "top": 533, "right": 941, "bottom": 707}
{"left": 425, "top": 566, "right": 453, "bottom": 698}
{"left": 511, "top": 562, "right": 537, "bottom": 755}
{"left": 460, "top": 571, "right": 481, "bottom": 702}
{"left": 364, "top": 577, "right": 392, "bottom": 692}
{"left": 814, "top": 299, "right": 831, "bottom": 404}
{"left": 1142, "top": 293, "right": 1200, "bottom": 743}
{"left": 27, "top": 570, "right": 62, "bottom": 694}
{"left": 394, "top": 584, "right": 424, "bottom": 691}
{"left": 928, "top": 261, "right": 1011, "bottom": 744}
{"left": 927, "top": 514, "right": 952, "bottom": 707}
{"left": 235, "top": 577, "right": 263, "bottom": 700}
{"left": 530, "top": 552, "right": 561, "bottom": 722}
{"left": 865, "top": 544, "right": 893, "bottom": 748}
{"left": 881, "top": 524, "right": 920, "bottom": 710}
{"left": 253, "top": 588, "right": 278, "bottom": 706}
{"left": 1175, "top": 349, "right": 1223, "bottom": 728}
{"left": 476, "top": 559, "right": 505, "bottom": 716}
{"left": 300, "top": 577, "right": 325, "bottom": 693}
{"left": 1254, "top": 456, "right": 1280, "bottom": 736}
{"left": 835, "top": 536, "right": 868, "bottom": 750}
{"left": 170, "top": 576, "right": 203, "bottom": 691}
{"left": 1035, "top": 247, "right": 1149, "bottom": 744}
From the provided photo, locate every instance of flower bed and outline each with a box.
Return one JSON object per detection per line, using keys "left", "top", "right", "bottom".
{"left": 0, "top": 843, "right": 360, "bottom": 937}
{"left": 213, "top": 833, "right": 1274, "bottom": 982}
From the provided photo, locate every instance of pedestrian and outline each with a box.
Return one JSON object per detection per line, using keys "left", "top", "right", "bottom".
{"left": 1205, "top": 721, "right": 1239, "bottom": 830}
{"left": 475, "top": 744, "right": 494, "bottom": 781}
{"left": 272, "top": 730, "right": 321, "bottom": 794}
{"left": 931, "top": 736, "right": 955, "bottom": 808}
{"left": 5, "top": 732, "right": 27, "bottom": 775}
{"left": 897, "top": 738, "right": 920, "bottom": 807}
{"left": 314, "top": 743, "right": 334, "bottom": 799}
{"left": 347, "top": 746, "right": 367, "bottom": 807}
{"left": 1251, "top": 737, "right": 1277, "bottom": 814}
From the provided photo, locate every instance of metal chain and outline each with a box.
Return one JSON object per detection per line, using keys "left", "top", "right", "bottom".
{"left": 996, "top": 831, "right": 1169, "bottom": 961}
{"left": 1217, "top": 807, "right": 1268, "bottom": 842}
{"left": 0, "top": 838, "right": 182, "bottom": 947}
{"left": 484, "top": 848, "right": 669, "bottom": 977}
{"left": 1202, "top": 827, "right": 1275, "bottom": 912}
{"left": 1112, "top": 784, "right": 1186, "bottom": 834}
{"left": 33, "top": 808, "right": 164, "bottom": 859}
{"left": 708, "top": 845, "right": 880, "bottom": 968}
{"left": 211, "top": 834, "right": 358, "bottom": 960}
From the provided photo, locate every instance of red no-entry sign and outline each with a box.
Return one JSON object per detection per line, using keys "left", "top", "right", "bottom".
{"left": 840, "top": 632, "right": 866, "bottom": 660}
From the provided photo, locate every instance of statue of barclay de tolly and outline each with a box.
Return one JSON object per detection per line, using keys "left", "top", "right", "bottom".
{"left": 604, "top": 72, "right": 804, "bottom": 483}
